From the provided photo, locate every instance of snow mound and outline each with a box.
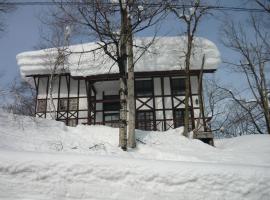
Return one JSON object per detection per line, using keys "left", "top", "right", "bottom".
{"left": 1, "top": 150, "right": 269, "bottom": 200}
{"left": 17, "top": 36, "right": 221, "bottom": 77}
{"left": 0, "top": 112, "right": 269, "bottom": 166}
{"left": 215, "top": 134, "right": 270, "bottom": 153}
{"left": 0, "top": 112, "right": 270, "bottom": 200}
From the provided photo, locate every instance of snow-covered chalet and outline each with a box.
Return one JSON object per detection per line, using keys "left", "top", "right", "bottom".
{"left": 17, "top": 36, "right": 221, "bottom": 141}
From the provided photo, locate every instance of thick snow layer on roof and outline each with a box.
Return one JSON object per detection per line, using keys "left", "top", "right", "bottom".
{"left": 17, "top": 36, "right": 221, "bottom": 77}
{"left": 0, "top": 112, "right": 270, "bottom": 199}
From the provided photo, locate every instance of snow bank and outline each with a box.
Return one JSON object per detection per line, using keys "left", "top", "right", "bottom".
{"left": 0, "top": 150, "right": 269, "bottom": 200}
{"left": 1, "top": 112, "right": 269, "bottom": 166}
{"left": 17, "top": 36, "right": 221, "bottom": 77}
{"left": 0, "top": 112, "right": 269, "bottom": 200}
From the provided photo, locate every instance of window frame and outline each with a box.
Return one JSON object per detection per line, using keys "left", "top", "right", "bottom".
{"left": 69, "top": 98, "right": 79, "bottom": 111}
{"left": 171, "top": 78, "right": 186, "bottom": 96}
{"left": 103, "top": 95, "right": 120, "bottom": 112}
{"left": 173, "top": 108, "right": 191, "bottom": 128}
{"left": 103, "top": 95, "right": 120, "bottom": 127}
{"left": 37, "top": 99, "right": 47, "bottom": 113}
{"left": 104, "top": 112, "right": 119, "bottom": 122}
{"left": 59, "top": 98, "right": 68, "bottom": 111}
{"left": 173, "top": 108, "right": 185, "bottom": 128}
{"left": 135, "top": 79, "right": 153, "bottom": 97}
{"left": 136, "top": 110, "right": 154, "bottom": 131}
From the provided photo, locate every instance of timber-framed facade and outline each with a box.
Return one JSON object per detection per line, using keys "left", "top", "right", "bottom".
{"left": 32, "top": 70, "right": 212, "bottom": 134}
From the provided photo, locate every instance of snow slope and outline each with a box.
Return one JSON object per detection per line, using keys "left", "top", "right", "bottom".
{"left": 0, "top": 112, "right": 270, "bottom": 199}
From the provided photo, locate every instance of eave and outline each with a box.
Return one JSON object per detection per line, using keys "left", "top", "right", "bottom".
{"left": 27, "top": 69, "right": 216, "bottom": 81}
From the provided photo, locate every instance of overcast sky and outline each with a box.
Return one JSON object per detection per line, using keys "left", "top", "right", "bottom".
{"left": 0, "top": 0, "right": 260, "bottom": 92}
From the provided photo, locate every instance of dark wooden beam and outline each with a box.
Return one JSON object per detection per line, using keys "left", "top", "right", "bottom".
{"left": 27, "top": 69, "right": 216, "bottom": 81}
{"left": 160, "top": 77, "right": 167, "bottom": 131}
{"left": 56, "top": 75, "right": 61, "bottom": 120}
{"left": 45, "top": 76, "right": 49, "bottom": 118}
{"left": 91, "top": 84, "right": 97, "bottom": 95}
{"left": 34, "top": 77, "right": 39, "bottom": 116}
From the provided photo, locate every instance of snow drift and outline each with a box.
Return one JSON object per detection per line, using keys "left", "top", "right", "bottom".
{"left": 0, "top": 112, "right": 269, "bottom": 200}
{"left": 16, "top": 36, "right": 221, "bottom": 77}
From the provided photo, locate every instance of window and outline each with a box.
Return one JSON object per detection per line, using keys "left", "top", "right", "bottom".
{"left": 173, "top": 109, "right": 185, "bottom": 128}
{"left": 69, "top": 98, "right": 78, "bottom": 110}
{"left": 37, "top": 99, "right": 46, "bottom": 112}
{"left": 104, "top": 113, "right": 119, "bottom": 122}
{"left": 136, "top": 111, "right": 154, "bottom": 131}
{"left": 104, "top": 113, "right": 119, "bottom": 127}
{"left": 135, "top": 79, "right": 153, "bottom": 97}
{"left": 59, "top": 99, "right": 68, "bottom": 111}
{"left": 171, "top": 78, "right": 186, "bottom": 96}
{"left": 103, "top": 95, "right": 120, "bottom": 127}
{"left": 59, "top": 98, "right": 78, "bottom": 111}
{"left": 173, "top": 108, "right": 191, "bottom": 128}
{"left": 103, "top": 95, "right": 120, "bottom": 111}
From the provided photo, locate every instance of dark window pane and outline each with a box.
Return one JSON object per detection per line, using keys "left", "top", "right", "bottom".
{"left": 59, "top": 99, "right": 68, "bottom": 111}
{"left": 103, "top": 95, "right": 120, "bottom": 127}
{"left": 104, "top": 112, "right": 119, "bottom": 127}
{"left": 137, "top": 112, "right": 145, "bottom": 119}
{"left": 172, "top": 78, "right": 185, "bottom": 96}
{"left": 103, "top": 95, "right": 120, "bottom": 111}
{"left": 135, "top": 80, "right": 153, "bottom": 96}
{"left": 174, "top": 108, "right": 191, "bottom": 128}
{"left": 104, "top": 113, "right": 119, "bottom": 122}
{"left": 136, "top": 111, "right": 154, "bottom": 131}
{"left": 37, "top": 99, "right": 46, "bottom": 112}
{"left": 174, "top": 109, "right": 185, "bottom": 128}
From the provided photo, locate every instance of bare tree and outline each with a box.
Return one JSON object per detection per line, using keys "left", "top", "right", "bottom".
{"left": 221, "top": 8, "right": 270, "bottom": 134}
{"left": 3, "top": 78, "right": 36, "bottom": 116}
{"left": 166, "top": 0, "right": 212, "bottom": 137}
{"left": 0, "top": 0, "right": 15, "bottom": 34}
{"left": 221, "top": 99, "right": 264, "bottom": 137}
{"left": 203, "top": 79, "right": 265, "bottom": 137}
{"left": 203, "top": 79, "right": 230, "bottom": 133}
{"left": 38, "top": 15, "right": 73, "bottom": 119}
{"left": 256, "top": 0, "right": 270, "bottom": 13}
{"left": 46, "top": 0, "right": 165, "bottom": 150}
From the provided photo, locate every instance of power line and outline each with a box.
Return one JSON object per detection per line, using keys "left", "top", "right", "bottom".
{"left": 0, "top": 1, "right": 269, "bottom": 13}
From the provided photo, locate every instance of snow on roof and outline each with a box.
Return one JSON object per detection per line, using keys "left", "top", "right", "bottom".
{"left": 17, "top": 36, "right": 221, "bottom": 77}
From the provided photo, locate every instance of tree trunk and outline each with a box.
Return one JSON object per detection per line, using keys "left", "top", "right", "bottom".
{"left": 264, "top": 96, "right": 270, "bottom": 134}
{"left": 262, "top": 86, "right": 270, "bottom": 134}
{"left": 259, "top": 64, "right": 270, "bottom": 134}
{"left": 127, "top": 11, "right": 136, "bottom": 148}
{"left": 183, "top": 34, "right": 193, "bottom": 137}
{"left": 119, "top": 1, "right": 128, "bottom": 151}
{"left": 119, "top": 74, "right": 127, "bottom": 150}
{"left": 48, "top": 72, "right": 57, "bottom": 119}
{"left": 194, "top": 55, "right": 205, "bottom": 136}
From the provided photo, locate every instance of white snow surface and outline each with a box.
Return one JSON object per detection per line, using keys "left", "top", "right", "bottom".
{"left": 0, "top": 112, "right": 269, "bottom": 200}
{"left": 17, "top": 36, "right": 221, "bottom": 77}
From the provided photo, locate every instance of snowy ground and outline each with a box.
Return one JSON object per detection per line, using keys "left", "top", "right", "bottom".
{"left": 0, "top": 112, "right": 270, "bottom": 199}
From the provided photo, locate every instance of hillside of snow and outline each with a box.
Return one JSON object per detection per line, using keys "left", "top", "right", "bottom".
{"left": 0, "top": 112, "right": 270, "bottom": 199}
